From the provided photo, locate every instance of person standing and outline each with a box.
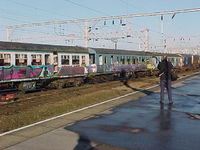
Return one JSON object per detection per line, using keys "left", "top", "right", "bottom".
{"left": 157, "top": 56, "right": 173, "bottom": 105}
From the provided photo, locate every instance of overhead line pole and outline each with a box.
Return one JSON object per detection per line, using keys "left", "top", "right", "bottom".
{"left": 7, "top": 8, "right": 200, "bottom": 29}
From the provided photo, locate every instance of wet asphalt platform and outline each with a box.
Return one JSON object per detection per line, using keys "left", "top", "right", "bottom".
{"left": 66, "top": 75, "right": 200, "bottom": 150}
{"left": 3, "top": 74, "right": 200, "bottom": 150}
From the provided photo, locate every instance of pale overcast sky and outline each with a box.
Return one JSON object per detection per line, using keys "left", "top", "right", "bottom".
{"left": 0, "top": 0, "right": 200, "bottom": 49}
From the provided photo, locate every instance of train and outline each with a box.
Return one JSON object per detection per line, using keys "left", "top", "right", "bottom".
{"left": 0, "top": 41, "right": 199, "bottom": 91}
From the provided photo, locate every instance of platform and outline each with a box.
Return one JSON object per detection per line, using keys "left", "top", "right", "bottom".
{"left": 1, "top": 74, "right": 200, "bottom": 150}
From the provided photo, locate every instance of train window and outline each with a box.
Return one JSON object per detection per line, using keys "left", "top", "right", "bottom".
{"left": 53, "top": 55, "right": 58, "bottom": 64}
{"left": 0, "top": 53, "right": 11, "bottom": 66}
{"left": 81, "top": 56, "right": 86, "bottom": 66}
{"left": 89, "top": 54, "right": 95, "bottom": 65}
{"left": 135, "top": 58, "right": 138, "bottom": 64}
{"left": 171, "top": 58, "right": 175, "bottom": 63}
{"left": 138, "top": 57, "right": 141, "bottom": 62}
{"left": 61, "top": 55, "right": 69, "bottom": 65}
{"left": 132, "top": 57, "right": 136, "bottom": 64}
{"left": 123, "top": 57, "right": 125, "bottom": 64}
{"left": 0, "top": 59, "right": 3, "bottom": 66}
{"left": 120, "top": 56, "right": 125, "bottom": 64}
{"left": 31, "top": 55, "right": 36, "bottom": 59}
{"left": 142, "top": 58, "right": 145, "bottom": 62}
{"left": 116, "top": 56, "right": 119, "bottom": 63}
{"left": 127, "top": 56, "right": 131, "bottom": 64}
{"left": 110, "top": 56, "right": 114, "bottom": 64}
{"left": 72, "top": 55, "right": 80, "bottom": 65}
{"left": 15, "top": 54, "right": 27, "bottom": 66}
{"left": 4, "top": 54, "right": 10, "bottom": 58}
{"left": 104, "top": 56, "right": 107, "bottom": 64}
{"left": 177, "top": 58, "right": 180, "bottom": 64}
{"left": 31, "top": 54, "right": 42, "bottom": 65}
{"left": 99, "top": 55, "right": 103, "bottom": 65}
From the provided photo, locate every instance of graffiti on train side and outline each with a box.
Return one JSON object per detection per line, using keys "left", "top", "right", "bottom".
{"left": 57, "top": 66, "right": 85, "bottom": 76}
{"left": 0, "top": 65, "right": 54, "bottom": 80}
{"left": 95, "top": 64, "right": 147, "bottom": 73}
{"left": 0, "top": 64, "right": 146, "bottom": 81}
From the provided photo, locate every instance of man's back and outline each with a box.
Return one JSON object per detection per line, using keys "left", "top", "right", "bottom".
{"left": 158, "top": 60, "right": 173, "bottom": 80}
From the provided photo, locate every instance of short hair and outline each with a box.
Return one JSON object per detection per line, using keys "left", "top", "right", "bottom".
{"left": 162, "top": 55, "right": 168, "bottom": 60}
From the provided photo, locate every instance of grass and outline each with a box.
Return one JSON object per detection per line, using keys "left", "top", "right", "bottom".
{"left": 0, "top": 84, "right": 132, "bottom": 133}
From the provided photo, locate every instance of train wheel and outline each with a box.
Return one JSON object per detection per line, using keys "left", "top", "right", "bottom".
{"left": 130, "top": 71, "right": 136, "bottom": 78}
{"left": 56, "top": 82, "right": 65, "bottom": 89}
{"left": 17, "top": 82, "right": 36, "bottom": 92}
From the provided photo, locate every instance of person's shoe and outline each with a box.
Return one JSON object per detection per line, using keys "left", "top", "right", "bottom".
{"left": 160, "top": 101, "right": 164, "bottom": 104}
{"left": 169, "top": 101, "right": 173, "bottom": 105}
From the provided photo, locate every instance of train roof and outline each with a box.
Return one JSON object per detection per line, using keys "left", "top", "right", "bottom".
{"left": 0, "top": 42, "right": 181, "bottom": 57}
{"left": 90, "top": 48, "right": 150, "bottom": 55}
{"left": 0, "top": 41, "right": 88, "bottom": 53}
{"left": 146, "top": 52, "right": 180, "bottom": 57}
{"left": 90, "top": 48, "right": 180, "bottom": 57}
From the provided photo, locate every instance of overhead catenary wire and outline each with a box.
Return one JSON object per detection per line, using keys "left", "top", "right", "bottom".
{"left": 0, "top": 0, "right": 78, "bottom": 33}
{"left": 1, "top": 0, "right": 184, "bottom": 42}
{"left": 63, "top": 0, "right": 110, "bottom": 16}
{"left": 3, "top": 0, "right": 118, "bottom": 37}
{"left": 0, "top": 7, "right": 44, "bottom": 21}
{"left": 119, "top": 0, "right": 146, "bottom": 12}
{"left": 4, "top": 5, "right": 200, "bottom": 50}
{"left": 6, "top": 0, "right": 79, "bottom": 20}
{"left": 7, "top": 7, "right": 200, "bottom": 29}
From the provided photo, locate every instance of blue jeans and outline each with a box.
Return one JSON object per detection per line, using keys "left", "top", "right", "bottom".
{"left": 160, "top": 79, "right": 172, "bottom": 102}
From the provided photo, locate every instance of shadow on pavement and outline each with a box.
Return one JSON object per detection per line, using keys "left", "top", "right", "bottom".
{"left": 74, "top": 136, "right": 129, "bottom": 150}
{"left": 121, "top": 80, "right": 154, "bottom": 95}
{"left": 73, "top": 135, "right": 94, "bottom": 150}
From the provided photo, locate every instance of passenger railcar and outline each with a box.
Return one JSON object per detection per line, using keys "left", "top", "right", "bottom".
{"left": 0, "top": 42, "right": 89, "bottom": 89}
{"left": 89, "top": 48, "right": 149, "bottom": 65}
{"left": 0, "top": 42, "right": 54, "bottom": 67}
{"left": 192, "top": 55, "right": 200, "bottom": 65}
{"left": 88, "top": 48, "right": 181, "bottom": 72}
{"left": 149, "top": 53, "right": 181, "bottom": 68}
{"left": 0, "top": 41, "right": 199, "bottom": 91}
{"left": 88, "top": 48, "right": 152, "bottom": 73}
{"left": 0, "top": 41, "right": 89, "bottom": 68}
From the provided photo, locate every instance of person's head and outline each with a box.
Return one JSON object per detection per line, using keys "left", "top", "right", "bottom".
{"left": 162, "top": 55, "right": 168, "bottom": 61}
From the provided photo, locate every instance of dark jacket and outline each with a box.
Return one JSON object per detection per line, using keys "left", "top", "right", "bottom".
{"left": 157, "top": 60, "right": 173, "bottom": 80}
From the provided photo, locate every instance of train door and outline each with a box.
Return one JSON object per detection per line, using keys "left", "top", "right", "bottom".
{"left": 45, "top": 54, "right": 51, "bottom": 65}
{"left": 89, "top": 54, "right": 95, "bottom": 65}
{"left": 153, "top": 56, "right": 158, "bottom": 68}
{"left": 98, "top": 55, "right": 103, "bottom": 65}
{"left": 111, "top": 56, "right": 114, "bottom": 64}
{"left": 53, "top": 52, "right": 58, "bottom": 72}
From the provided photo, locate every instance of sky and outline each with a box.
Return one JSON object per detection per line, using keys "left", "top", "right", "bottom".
{"left": 0, "top": 0, "right": 200, "bottom": 50}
